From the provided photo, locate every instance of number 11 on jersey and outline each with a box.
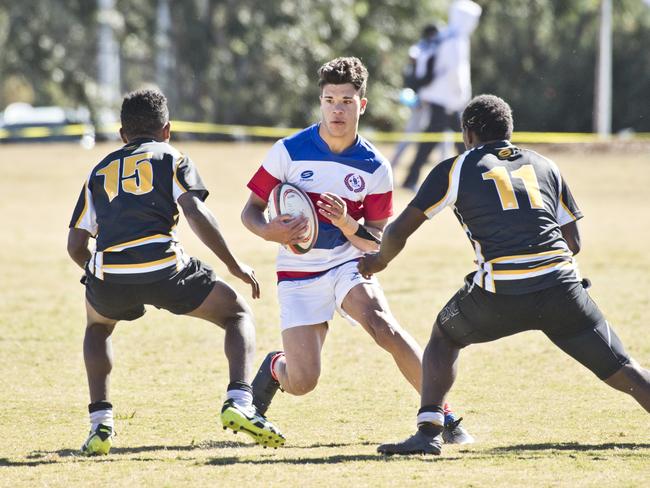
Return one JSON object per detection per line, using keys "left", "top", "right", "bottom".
{"left": 482, "top": 164, "right": 543, "bottom": 211}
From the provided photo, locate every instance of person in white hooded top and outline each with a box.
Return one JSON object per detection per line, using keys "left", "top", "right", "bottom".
{"left": 402, "top": 0, "right": 482, "bottom": 190}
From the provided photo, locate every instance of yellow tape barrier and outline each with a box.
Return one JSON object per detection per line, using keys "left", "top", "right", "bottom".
{"left": 170, "top": 121, "right": 650, "bottom": 144}
{"left": 1, "top": 120, "right": 649, "bottom": 144}
{"left": 0, "top": 123, "right": 90, "bottom": 140}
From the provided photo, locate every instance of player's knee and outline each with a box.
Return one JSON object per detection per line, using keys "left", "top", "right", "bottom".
{"left": 230, "top": 306, "right": 254, "bottom": 325}
{"left": 285, "top": 369, "right": 319, "bottom": 395}
{"left": 219, "top": 299, "right": 254, "bottom": 329}
{"left": 291, "top": 379, "right": 318, "bottom": 396}
{"left": 227, "top": 293, "right": 253, "bottom": 317}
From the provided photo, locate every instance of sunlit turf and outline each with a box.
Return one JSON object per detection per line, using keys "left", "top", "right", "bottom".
{"left": 0, "top": 142, "right": 648, "bottom": 487}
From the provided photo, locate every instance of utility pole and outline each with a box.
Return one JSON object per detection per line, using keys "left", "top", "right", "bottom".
{"left": 156, "top": 0, "right": 173, "bottom": 99}
{"left": 96, "top": 0, "right": 121, "bottom": 138}
{"left": 594, "top": 0, "right": 612, "bottom": 137}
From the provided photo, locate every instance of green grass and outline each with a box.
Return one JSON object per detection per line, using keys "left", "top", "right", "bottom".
{"left": 0, "top": 142, "right": 648, "bottom": 487}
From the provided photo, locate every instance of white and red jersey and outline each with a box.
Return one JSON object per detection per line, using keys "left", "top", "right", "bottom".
{"left": 247, "top": 123, "right": 393, "bottom": 280}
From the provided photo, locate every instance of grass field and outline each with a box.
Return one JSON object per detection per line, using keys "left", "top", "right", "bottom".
{"left": 0, "top": 141, "right": 648, "bottom": 487}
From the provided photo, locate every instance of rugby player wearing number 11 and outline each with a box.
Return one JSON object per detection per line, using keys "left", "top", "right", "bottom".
{"left": 359, "top": 94, "right": 650, "bottom": 455}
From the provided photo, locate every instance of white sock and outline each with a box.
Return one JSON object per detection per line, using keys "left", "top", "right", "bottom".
{"left": 227, "top": 389, "right": 253, "bottom": 408}
{"left": 90, "top": 409, "right": 114, "bottom": 430}
{"left": 417, "top": 411, "right": 444, "bottom": 428}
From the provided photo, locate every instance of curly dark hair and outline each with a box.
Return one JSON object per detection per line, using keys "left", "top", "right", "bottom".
{"left": 120, "top": 88, "right": 169, "bottom": 137}
{"left": 462, "top": 94, "right": 514, "bottom": 142}
{"left": 318, "top": 57, "right": 368, "bottom": 97}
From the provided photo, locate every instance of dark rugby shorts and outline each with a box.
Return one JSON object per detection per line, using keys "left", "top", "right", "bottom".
{"left": 436, "top": 275, "right": 630, "bottom": 380}
{"left": 85, "top": 258, "right": 216, "bottom": 321}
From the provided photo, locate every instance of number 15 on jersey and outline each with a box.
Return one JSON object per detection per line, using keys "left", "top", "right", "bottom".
{"left": 96, "top": 152, "right": 154, "bottom": 202}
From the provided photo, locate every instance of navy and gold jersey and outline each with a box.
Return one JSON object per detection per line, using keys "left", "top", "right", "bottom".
{"left": 69, "top": 138, "right": 208, "bottom": 284}
{"left": 411, "top": 140, "right": 583, "bottom": 294}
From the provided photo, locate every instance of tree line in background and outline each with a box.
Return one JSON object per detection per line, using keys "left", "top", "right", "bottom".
{"left": 0, "top": 0, "right": 648, "bottom": 132}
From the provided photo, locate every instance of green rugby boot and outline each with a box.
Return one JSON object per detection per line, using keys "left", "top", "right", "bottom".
{"left": 81, "top": 424, "right": 114, "bottom": 456}
{"left": 220, "top": 399, "right": 286, "bottom": 448}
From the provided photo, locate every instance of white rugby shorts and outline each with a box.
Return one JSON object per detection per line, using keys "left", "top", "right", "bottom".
{"left": 277, "top": 260, "right": 378, "bottom": 330}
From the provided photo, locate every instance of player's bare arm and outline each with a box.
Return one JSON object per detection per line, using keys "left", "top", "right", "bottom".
{"left": 67, "top": 228, "right": 92, "bottom": 269}
{"left": 241, "top": 192, "right": 308, "bottom": 246}
{"left": 560, "top": 221, "right": 581, "bottom": 255}
{"left": 179, "top": 191, "right": 260, "bottom": 299}
{"left": 317, "top": 192, "right": 384, "bottom": 253}
{"left": 358, "top": 205, "right": 427, "bottom": 278}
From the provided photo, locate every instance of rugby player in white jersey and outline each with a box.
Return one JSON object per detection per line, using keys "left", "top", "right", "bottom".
{"left": 68, "top": 88, "right": 284, "bottom": 455}
{"left": 241, "top": 57, "right": 472, "bottom": 444}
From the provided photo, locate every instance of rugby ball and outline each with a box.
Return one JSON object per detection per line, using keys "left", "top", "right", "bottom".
{"left": 267, "top": 183, "right": 319, "bottom": 254}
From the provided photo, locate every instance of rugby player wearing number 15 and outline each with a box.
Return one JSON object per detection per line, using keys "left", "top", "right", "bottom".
{"left": 241, "top": 57, "right": 472, "bottom": 444}
{"left": 67, "top": 89, "right": 284, "bottom": 455}
{"left": 359, "top": 94, "right": 650, "bottom": 456}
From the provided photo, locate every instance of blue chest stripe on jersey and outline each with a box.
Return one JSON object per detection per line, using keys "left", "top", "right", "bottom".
{"left": 314, "top": 221, "right": 348, "bottom": 249}
{"left": 282, "top": 124, "right": 384, "bottom": 174}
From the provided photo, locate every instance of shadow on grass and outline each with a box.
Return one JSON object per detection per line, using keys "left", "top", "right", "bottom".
{"left": 109, "top": 440, "right": 255, "bottom": 454}
{"left": 0, "top": 441, "right": 254, "bottom": 467}
{"left": 204, "top": 453, "right": 448, "bottom": 465}
{"left": 204, "top": 442, "right": 461, "bottom": 465}
{"left": 292, "top": 440, "right": 376, "bottom": 449}
{"left": 3, "top": 441, "right": 647, "bottom": 467}
{"left": 484, "top": 442, "right": 650, "bottom": 454}
{"left": 0, "top": 457, "right": 60, "bottom": 467}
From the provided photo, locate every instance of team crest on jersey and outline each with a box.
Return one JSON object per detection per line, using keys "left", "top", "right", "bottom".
{"left": 497, "top": 147, "right": 522, "bottom": 161}
{"left": 344, "top": 173, "right": 365, "bottom": 192}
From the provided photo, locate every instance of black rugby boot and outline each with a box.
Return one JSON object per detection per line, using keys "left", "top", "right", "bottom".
{"left": 377, "top": 429, "right": 443, "bottom": 456}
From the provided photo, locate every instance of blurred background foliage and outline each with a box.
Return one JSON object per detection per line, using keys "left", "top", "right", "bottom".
{"left": 0, "top": 0, "right": 648, "bottom": 132}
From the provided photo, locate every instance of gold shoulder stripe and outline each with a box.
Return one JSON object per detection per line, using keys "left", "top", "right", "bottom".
{"left": 74, "top": 182, "right": 89, "bottom": 228}
{"left": 173, "top": 156, "right": 189, "bottom": 193}
{"left": 559, "top": 195, "right": 577, "bottom": 221}
{"left": 424, "top": 156, "right": 461, "bottom": 215}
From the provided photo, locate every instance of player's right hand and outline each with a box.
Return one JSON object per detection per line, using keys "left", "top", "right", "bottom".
{"left": 264, "top": 214, "right": 309, "bottom": 245}
{"left": 228, "top": 262, "right": 260, "bottom": 299}
{"left": 358, "top": 252, "right": 388, "bottom": 279}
